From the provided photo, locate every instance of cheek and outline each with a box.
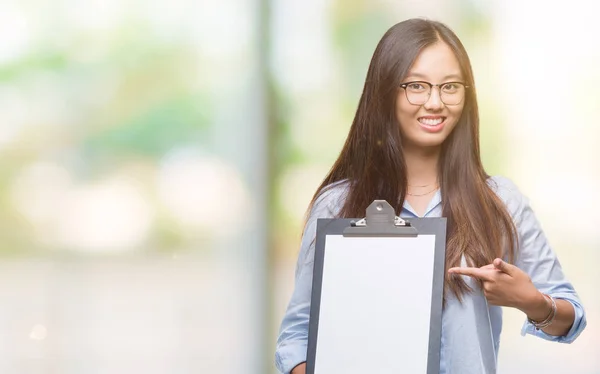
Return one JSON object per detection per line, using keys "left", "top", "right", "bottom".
{"left": 446, "top": 105, "right": 465, "bottom": 128}
{"left": 395, "top": 98, "right": 419, "bottom": 126}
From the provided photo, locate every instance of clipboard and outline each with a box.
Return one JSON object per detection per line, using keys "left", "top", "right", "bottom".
{"left": 306, "top": 200, "right": 447, "bottom": 374}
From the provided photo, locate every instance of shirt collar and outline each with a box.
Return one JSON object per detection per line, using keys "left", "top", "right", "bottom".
{"left": 401, "top": 189, "right": 442, "bottom": 218}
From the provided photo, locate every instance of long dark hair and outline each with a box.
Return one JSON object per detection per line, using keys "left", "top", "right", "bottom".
{"left": 308, "top": 18, "right": 517, "bottom": 300}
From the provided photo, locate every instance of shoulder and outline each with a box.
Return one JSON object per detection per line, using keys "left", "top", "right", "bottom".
{"left": 486, "top": 175, "right": 522, "bottom": 199}
{"left": 311, "top": 179, "right": 351, "bottom": 217}
{"left": 486, "top": 175, "right": 528, "bottom": 219}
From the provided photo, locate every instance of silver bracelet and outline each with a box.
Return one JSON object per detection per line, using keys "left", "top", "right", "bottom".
{"left": 528, "top": 293, "right": 557, "bottom": 330}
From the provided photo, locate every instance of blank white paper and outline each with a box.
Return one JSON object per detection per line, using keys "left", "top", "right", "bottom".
{"left": 313, "top": 234, "right": 437, "bottom": 374}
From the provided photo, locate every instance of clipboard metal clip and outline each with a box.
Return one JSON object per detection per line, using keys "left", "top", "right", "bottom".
{"left": 343, "top": 200, "right": 418, "bottom": 237}
{"left": 351, "top": 216, "right": 407, "bottom": 227}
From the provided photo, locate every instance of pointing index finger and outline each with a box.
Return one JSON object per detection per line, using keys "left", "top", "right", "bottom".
{"left": 448, "top": 266, "right": 494, "bottom": 281}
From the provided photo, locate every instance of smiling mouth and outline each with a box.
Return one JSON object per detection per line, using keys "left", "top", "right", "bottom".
{"left": 418, "top": 117, "right": 446, "bottom": 126}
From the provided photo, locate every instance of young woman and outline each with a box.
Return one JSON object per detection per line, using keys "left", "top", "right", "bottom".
{"left": 275, "top": 18, "right": 586, "bottom": 374}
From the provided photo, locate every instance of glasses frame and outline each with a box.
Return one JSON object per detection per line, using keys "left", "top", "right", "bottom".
{"left": 399, "top": 81, "right": 470, "bottom": 106}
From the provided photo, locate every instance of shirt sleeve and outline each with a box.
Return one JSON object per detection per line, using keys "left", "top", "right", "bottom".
{"left": 491, "top": 176, "right": 587, "bottom": 344}
{"left": 274, "top": 183, "right": 346, "bottom": 374}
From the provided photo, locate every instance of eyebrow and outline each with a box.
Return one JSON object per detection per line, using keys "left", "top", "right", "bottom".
{"left": 405, "top": 72, "right": 463, "bottom": 81}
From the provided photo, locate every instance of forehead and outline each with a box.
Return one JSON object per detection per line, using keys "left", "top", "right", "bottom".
{"left": 406, "top": 42, "right": 462, "bottom": 80}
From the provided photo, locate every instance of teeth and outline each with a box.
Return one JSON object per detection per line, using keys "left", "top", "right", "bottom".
{"left": 419, "top": 118, "right": 444, "bottom": 126}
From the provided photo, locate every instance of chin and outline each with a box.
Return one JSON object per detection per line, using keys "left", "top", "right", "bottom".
{"left": 413, "top": 134, "right": 449, "bottom": 148}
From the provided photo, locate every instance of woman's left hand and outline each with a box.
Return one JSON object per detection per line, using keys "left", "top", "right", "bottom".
{"left": 448, "top": 258, "right": 543, "bottom": 310}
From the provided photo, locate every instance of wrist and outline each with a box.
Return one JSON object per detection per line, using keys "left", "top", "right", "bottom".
{"left": 520, "top": 290, "right": 551, "bottom": 321}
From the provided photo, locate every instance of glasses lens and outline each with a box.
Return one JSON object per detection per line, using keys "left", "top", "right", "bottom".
{"left": 440, "top": 83, "right": 465, "bottom": 105}
{"left": 405, "top": 82, "right": 430, "bottom": 105}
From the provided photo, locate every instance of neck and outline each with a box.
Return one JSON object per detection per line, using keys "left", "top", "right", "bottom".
{"left": 403, "top": 144, "right": 441, "bottom": 186}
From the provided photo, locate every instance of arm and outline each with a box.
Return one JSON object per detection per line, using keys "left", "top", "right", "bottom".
{"left": 449, "top": 258, "right": 579, "bottom": 339}
{"left": 274, "top": 185, "right": 344, "bottom": 373}
{"left": 450, "top": 178, "right": 586, "bottom": 342}
{"left": 496, "top": 177, "right": 586, "bottom": 342}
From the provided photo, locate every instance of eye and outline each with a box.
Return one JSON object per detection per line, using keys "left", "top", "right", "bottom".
{"left": 442, "top": 83, "right": 460, "bottom": 93}
{"left": 406, "top": 82, "right": 427, "bottom": 92}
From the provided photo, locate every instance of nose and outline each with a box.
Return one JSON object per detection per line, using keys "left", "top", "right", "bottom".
{"left": 424, "top": 86, "right": 444, "bottom": 111}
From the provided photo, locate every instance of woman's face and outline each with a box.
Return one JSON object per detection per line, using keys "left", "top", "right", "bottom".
{"left": 395, "top": 42, "right": 466, "bottom": 150}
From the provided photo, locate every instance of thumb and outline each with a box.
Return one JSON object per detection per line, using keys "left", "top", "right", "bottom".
{"left": 493, "top": 258, "right": 516, "bottom": 275}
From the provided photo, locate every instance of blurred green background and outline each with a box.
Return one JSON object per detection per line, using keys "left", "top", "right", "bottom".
{"left": 0, "top": 0, "right": 598, "bottom": 373}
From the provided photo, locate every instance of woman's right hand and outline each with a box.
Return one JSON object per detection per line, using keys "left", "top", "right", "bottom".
{"left": 291, "top": 362, "right": 306, "bottom": 374}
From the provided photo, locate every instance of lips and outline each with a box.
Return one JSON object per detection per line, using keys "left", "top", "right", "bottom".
{"left": 418, "top": 116, "right": 446, "bottom": 126}
{"left": 417, "top": 116, "right": 446, "bottom": 133}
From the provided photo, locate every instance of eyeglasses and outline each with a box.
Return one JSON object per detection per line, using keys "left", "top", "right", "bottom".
{"left": 399, "top": 81, "right": 469, "bottom": 106}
